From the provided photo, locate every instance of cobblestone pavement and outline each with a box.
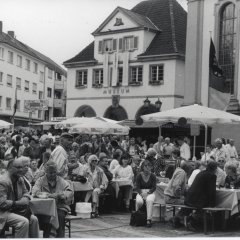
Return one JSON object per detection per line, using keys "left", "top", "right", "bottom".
{"left": 68, "top": 212, "right": 240, "bottom": 238}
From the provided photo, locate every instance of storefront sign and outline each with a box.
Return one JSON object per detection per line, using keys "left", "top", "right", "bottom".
{"left": 103, "top": 87, "right": 130, "bottom": 95}
{"left": 24, "top": 100, "right": 49, "bottom": 111}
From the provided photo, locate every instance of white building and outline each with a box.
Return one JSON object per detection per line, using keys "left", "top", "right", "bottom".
{"left": 0, "top": 22, "right": 67, "bottom": 126}
{"left": 64, "top": 0, "right": 187, "bottom": 121}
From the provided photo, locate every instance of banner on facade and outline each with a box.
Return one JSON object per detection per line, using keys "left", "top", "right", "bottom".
{"left": 24, "top": 100, "right": 49, "bottom": 111}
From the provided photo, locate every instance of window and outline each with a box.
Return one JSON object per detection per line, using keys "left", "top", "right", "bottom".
{"left": 48, "top": 69, "right": 53, "bottom": 79}
{"left": 25, "top": 59, "right": 30, "bottom": 71}
{"left": 0, "top": 72, "right": 3, "bottom": 83}
{"left": 98, "top": 39, "right": 117, "bottom": 53}
{"left": 8, "top": 51, "right": 13, "bottom": 64}
{"left": 16, "top": 100, "right": 20, "bottom": 111}
{"left": 7, "top": 75, "right": 12, "bottom": 87}
{"left": 129, "top": 66, "right": 143, "bottom": 85}
{"left": 0, "top": 47, "right": 4, "bottom": 59}
{"left": 24, "top": 80, "right": 29, "bottom": 91}
{"left": 39, "top": 91, "right": 43, "bottom": 99}
{"left": 40, "top": 71, "right": 44, "bottom": 82}
{"left": 38, "top": 110, "right": 42, "bottom": 119}
{"left": 76, "top": 70, "right": 87, "bottom": 87}
{"left": 117, "top": 67, "right": 123, "bottom": 86}
{"left": 33, "top": 62, "right": 38, "bottom": 73}
{"left": 55, "top": 72, "right": 61, "bottom": 80}
{"left": 6, "top": 98, "right": 11, "bottom": 109}
{"left": 219, "top": 3, "right": 236, "bottom": 94}
{"left": 47, "top": 87, "right": 52, "bottom": 98}
{"left": 16, "top": 78, "right": 21, "bottom": 89}
{"left": 92, "top": 69, "right": 103, "bottom": 86}
{"left": 149, "top": 65, "right": 164, "bottom": 84}
{"left": 0, "top": 96, "right": 2, "bottom": 107}
{"left": 32, "top": 83, "right": 37, "bottom": 94}
{"left": 119, "top": 36, "right": 138, "bottom": 51}
{"left": 17, "top": 55, "right": 22, "bottom": 67}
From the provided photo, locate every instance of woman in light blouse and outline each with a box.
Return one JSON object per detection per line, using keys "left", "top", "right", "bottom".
{"left": 113, "top": 153, "right": 134, "bottom": 211}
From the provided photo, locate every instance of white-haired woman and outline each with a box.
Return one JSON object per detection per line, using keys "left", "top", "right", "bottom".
{"left": 83, "top": 154, "right": 108, "bottom": 217}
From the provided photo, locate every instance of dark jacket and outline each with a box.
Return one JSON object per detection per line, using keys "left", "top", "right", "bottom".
{"left": 185, "top": 170, "right": 216, "bottom": 208}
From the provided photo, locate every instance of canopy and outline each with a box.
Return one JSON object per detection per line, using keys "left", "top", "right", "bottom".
{"left": 69, "top": 121, "right": 129, "bottom": 135}
{"left": 141, "top": 104, "right": 240, "bottom": 126}
{"left": 0, "top": 120, "right": 12, "bottom": 129}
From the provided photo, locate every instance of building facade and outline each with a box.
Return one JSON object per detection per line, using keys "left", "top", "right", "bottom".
{"left": 0, "top": 22, "right": 67, "bottom": 126}
{"left": 64, "top": 0, "right": 187, "bottom": 121}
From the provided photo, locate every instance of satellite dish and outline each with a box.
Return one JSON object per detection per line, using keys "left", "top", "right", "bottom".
{"left": 178, "top": 117, "right": 187, "bottom": 126}
{"left": 135, "top": 117, "right": 143, "bottom": 125}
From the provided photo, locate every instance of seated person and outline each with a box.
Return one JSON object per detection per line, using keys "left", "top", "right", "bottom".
{"left": 0, "top": 158, "right": 39, "bottom": 238}
{"left": 82, "top": 155, "right": 108, "bottom": 217}
{"left": 188, "top": 161, "right": 203, "bottom": 187}
{"left": 225, "top": 164, "right": 240, "bottom": 189}
{"left": 32, "top": 161, "right": 74, "bottom": 238}
{"left": 135, "top": 160, "right": 156, "bottom": 228}
{"left": 109, "top": 150, "right": 122, "bottom": 174}
{"left": 131, "top": 155, "right": 142, "bottom": 188}
{"left": 113, "top": 153, "right": 134, "bottom": 211}
{"left": 27, "top": 159, "right": 40, "bottom": 186}
{"left": 21, "top": 157, "right": 32, "bottom": 193}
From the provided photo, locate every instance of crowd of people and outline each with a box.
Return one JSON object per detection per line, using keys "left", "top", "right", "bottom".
{"left": 0, "top": 127, "right": 239, "bottom": 237}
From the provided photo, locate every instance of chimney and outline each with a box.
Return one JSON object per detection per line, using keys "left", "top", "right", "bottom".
{"left": 0, "top": 22, "right": 2, "bottom": 33}
{"left": 7, "top": 31, "right": 15, "bottom": 38}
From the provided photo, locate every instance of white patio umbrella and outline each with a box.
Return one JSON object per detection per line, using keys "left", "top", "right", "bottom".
{"left": 0, "top": 120, "right": 13, "bottom": 129}
{"left": 141, "top": 104, "right": 240, "bottom": 157}
{"left": 69, "top": 121, "right": 129, "bottom": 135}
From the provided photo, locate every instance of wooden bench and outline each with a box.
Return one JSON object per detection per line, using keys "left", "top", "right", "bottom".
{"left": 65, "top": 215, "right": 83, "bottom": 238}
{"left": 202, "top": 207, "right": 231, "bottom": 235}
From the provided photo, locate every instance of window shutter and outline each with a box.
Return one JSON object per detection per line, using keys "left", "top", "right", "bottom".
{"left": 134, "top": 36, "right": 138, "bottom": 49}
{"left": 113, "top": 39, "right": 117, "bottom": 51}
{"left": 98, "top": 41, "right": 103, "bottom": 53}
{"left": 119, "top": 38, "right": 123, "bottom": 51}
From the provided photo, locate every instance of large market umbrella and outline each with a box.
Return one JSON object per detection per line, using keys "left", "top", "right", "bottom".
{"left": 141, "top": 104, "right": 240, "bottom": 157}
{"left": 69, "top": 120, "right": 129, "bottom": 135}
{"left": 0, "top": 120, "right": 12, "bottom": 129}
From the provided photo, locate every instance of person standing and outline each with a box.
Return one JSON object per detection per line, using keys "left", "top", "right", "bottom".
{"left": 153, "top": 136, "right": 164, "bottom": 156}
{"left": 226, "top": 139, "right": 238, "bottom": 161}
{"left": 178, "top": 137, "right": 191, "bottom": 161}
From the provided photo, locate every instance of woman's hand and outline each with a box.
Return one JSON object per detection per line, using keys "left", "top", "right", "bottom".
{"left": 141, "top": 191, "right": 148, "bottom": 200}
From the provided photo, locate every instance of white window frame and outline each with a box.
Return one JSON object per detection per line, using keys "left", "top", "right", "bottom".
{"left": 76, "top": 70, "right": 88, "bottom": 87}
{"left": 25, "top": 59, "right": 30, "bottom": 71}
{"left": 149, "top": 64, "right": 164, "bottom": 84}
{"left": 6, "top": 98, "right": 11, "bottom": 110}
{"left": 7, "top": 74, "right": 12, "bottom": 87}
{"left": 0, "top": 72, "right": 3, "bottom": 83}
{"left": 48, "top": 69, "right": 53, "bottom": 79}
{"left": 34, "top": 62, "right": 38, "bottom": 74}
{"left": 0, "top": 47, "right": 4, "bottom": 60}
{"left": 39, "top": 91, "right": 43, "bottom": 99}
{"left": 40, "top": 71, "right": 44, "bottom": 82}
{"left": 16, "top": 77, "right": 21, "bottom": 89}
{"left": 8, "top": 51, "right": 13, "bottom": 64}
{"left": 32, "top": 83, "right": 37, "bottom": 94}
{"left": 47, "top": 87, "right": 52, "bottom": 98}
{"left": 24, "top": 80, "right": 29, "bottom": 91}
{"left": 92, "top": 69, "right": 103, "bottom": 86}
{"left": 17, "top": 55, "right": 22, "bottom": 67}
{"left": 129, "top": 66, "right": 143, "bottom": 84}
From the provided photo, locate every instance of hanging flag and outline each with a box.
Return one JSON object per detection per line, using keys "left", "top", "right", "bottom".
{"left": 10, "top": 87, "right": 17, "bottom": 123}
{"left": 208, "top": 38, "right": 231, "bottom": 110}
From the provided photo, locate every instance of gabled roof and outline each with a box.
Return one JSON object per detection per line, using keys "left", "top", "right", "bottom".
{"left": 133, "top": 0, "right": 187, "bottom": 56}
{"left": 0, "top": 32, "right": 66, "bottom": 76}
{"left": 64, "top": 0, "right": 187, "bottom": 65}
{"left": 63, "top": 42, "right": 96, "bottom": 65}
{"left": 92, "top": 6, "right": 159, "bottom": 36}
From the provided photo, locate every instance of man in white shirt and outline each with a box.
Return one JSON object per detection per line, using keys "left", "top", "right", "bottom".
{"left": 163, "top": 137, "right": 174, "bottom": 158}
{"left": 226, "top": 139, "right": 238, "bottom": 160}
{"left": 153, "top": 136, "right": 164, "bottom": 156}
{"left": 212, "top": 138, "right": 230, "bottom": 169}
{"left": 178, "top": 137, "right": 191, "bottom": 161}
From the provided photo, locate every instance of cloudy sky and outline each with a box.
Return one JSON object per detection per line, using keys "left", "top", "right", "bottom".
{"left": 1, "top": 0, "right": 187, "bottom": 68}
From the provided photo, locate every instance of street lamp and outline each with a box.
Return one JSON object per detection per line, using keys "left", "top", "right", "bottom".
{"left": 155, "top": 98, "right": 162, "bottom": 111}
{"left": 143, "top": 97, "right": 150, "bottom": 107}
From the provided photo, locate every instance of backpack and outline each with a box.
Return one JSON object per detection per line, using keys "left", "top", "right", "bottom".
{"left": 129, "top": 203, "right": 147, "bottom": 227}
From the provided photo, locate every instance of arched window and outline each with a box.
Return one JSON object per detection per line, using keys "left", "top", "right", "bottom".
{"left": 219, "top": 2, "right": 236, "bottom": 94}
{"left": 74, "top": 105, "right": 96, "bottom": 117}
{"left": 104, "top": 105, "right": 128, "bottom": 121}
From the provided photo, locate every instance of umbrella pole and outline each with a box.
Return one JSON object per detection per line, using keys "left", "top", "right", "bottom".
{"left": 204, "top": 124, "right": 208, "bottom": 159}
{"left": 159, "top": 125, "right": 162, "bottom": 137}
{"left": 193, "top": 135, "right": 196, "bottom": 160}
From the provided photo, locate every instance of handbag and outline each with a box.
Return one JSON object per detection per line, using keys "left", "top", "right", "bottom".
{"left": 129, "top": 203, "right": 147, "bottom": 226}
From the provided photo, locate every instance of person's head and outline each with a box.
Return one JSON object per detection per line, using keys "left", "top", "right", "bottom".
{"left": 222, "top": 138, "right": 226, "bottom": 145}
{"left": 29, "top": 137, "right": 38, "bottom": 148}
{"left": 119, "top": 153, "right": 130, "bottom": 166}
{"left": 20, "top": 156, "right": 31, "bottom": 175}
{"left": 194, "top": 161, "right": 201, "bottom": 170}
{"left": 0, "top": 136, "right": 6, "bottom": 145}
{"left": 88, "top": 154, "right": 99, "bottom": 168}
{"left": 141, "top": 160, "right": 152, "bottom": 173}
{"left": 72, "top": 142, "right": 79, "bottom": 152}
{"left": 147, "top": 148, "right": 157, "bottom": 158}
{"left": 172, "top": 148, "right": 180, "bottom": 158}
{"left": 215, "top": 138, "right": 222, "bottom": 149}
{"left": 8, "top": 158, "right": 24, "bottom": 178}
{"left": 60, "top": 133, "right": 73, "bottom": 150}
{"left": 16, "top": 135, "right": 21, "bottom": 143}
{"left": 43, "top": 152, "right": 51, "bottom": 164}
{"left": 132, "top": 155, "right": 141, "bottom": 166}
{"left": 30, "top": 159, "right": 38, "bottom": 171}
{"left": 165, "top": 137, "right": 170, "bottom": 144}
{"left": 91, "top": 135, "right": 97, "bottom": 143}
{"left": 229, "top": 139, "right": 234, "bottom": 146}
{"left": 129, "top": 137, "right": 135, "bottom": 146}
{"left": 206, "top": 145, "right": 212, "bottom": 153}
{"left": 43, "top": 137, "right": 52, "bottom": 148}
{"left": 158, "top": 136, "right": 164, "bottom": 143}
{"left": 23, "top": 137, "right": 29, "bottom": 147}
{"left": 54, "top": 135, "right": 60, "bottom": 146}
{"left": 177, "top": 137, "right": 184, "bottom": 146}
{"left": 45, "top": 161, "right": 58, "bottom": 181}
{"left": 180, "top": 160, "right": 188, "bottom": 172}
{"left": 226, "top": 164, "right": 237, "bottom": 177}
{"left": 125, "top": 135, "right": 130, "bottom": 141}
{"left": 199, "top": 160, "right": 207, "bottom": 170}
{"left": 99, "top": 155, "right": 108, "bottom": 168}
{"left": 79, "top": 156, "right": 87, "bottom": 164}
{"left": 113, "top": 150, "right": 122, "bottom": 160}
{"left": 206, "top": 160, "right": 218, "bottom": 174}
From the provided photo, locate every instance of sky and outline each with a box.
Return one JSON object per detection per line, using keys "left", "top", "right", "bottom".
{"left": 0, "top": 0, "right": 187, "bottom": 68}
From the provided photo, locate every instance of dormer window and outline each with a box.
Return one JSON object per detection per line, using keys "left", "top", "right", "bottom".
{"left": 98, "top": 39, "right": 117, "bottom": 53}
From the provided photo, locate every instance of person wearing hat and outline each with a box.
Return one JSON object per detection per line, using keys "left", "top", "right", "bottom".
{"left": 82, "top": 154, "right": 108, "bottom": 217}
{"left": 50, "top": 133, "right": 73, "bottom": 179}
